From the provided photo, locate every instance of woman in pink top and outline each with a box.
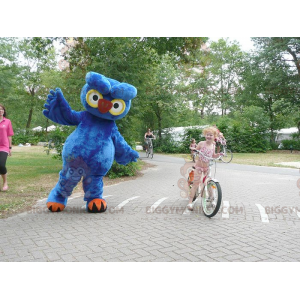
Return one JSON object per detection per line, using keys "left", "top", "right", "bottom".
{"left": 187, "top": 127, "right": 221, "bottom": 211}
{"left": 0, "top": 104, "right": 14, "bottom": 191}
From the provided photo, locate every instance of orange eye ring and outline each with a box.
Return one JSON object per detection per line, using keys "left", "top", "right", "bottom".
{"left": 86, "top": 89, "right": 103, "bottom": 108}
{"left": 109, "top": 99, "right": 125, "bottom": 116}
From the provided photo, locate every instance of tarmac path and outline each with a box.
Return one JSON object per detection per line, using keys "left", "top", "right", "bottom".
{"left": 0, "top": 153, "right": 300, "bottom": 261}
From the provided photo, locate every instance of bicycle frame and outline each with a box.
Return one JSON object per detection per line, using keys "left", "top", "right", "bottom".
{"left": 206, "top": 160, "right": 219, "bottom": 183}
{"left": 145, "top": 137, "right": 154, "bottom": 147}
{"left": 145, "top": 137, "right": 154, "bottom": 158}
{"left": 194, "top": 159, "right": 218, "bottom": 202}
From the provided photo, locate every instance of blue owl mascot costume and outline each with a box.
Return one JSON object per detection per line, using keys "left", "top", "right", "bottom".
{"left": 43, "top": 72, "right": 139, "bottom": 213}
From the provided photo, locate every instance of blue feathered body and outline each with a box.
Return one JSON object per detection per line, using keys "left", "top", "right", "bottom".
{"left": 43, "top": 72, "right": 139, "bottom": 212}
{"left": 62, "top": 111, "right": 136, "bottom": 174}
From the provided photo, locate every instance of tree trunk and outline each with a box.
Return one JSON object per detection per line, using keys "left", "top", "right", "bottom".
{"left": 286, "top": 46, "right": 300, "bottom": 78}
{"left": 26, "top": 107, "right": 33, "bottom": 133}
{"left": 200, "top": 108, "right": 204, "bottom": 119}
{"left": 158, "top": 116, "right": 162, "bottom": 140}
{"left": 268, "top": 97, "right": 275, "bottom": 143}
{"left": 26, "top": 88, "right": 35, "bottom": 133}
{"left": 270, "top": 129, "right": 276, "bottom": 144}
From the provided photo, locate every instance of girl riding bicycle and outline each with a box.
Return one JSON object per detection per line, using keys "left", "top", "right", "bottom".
{"left": 187, "top": 126, "right": 222, "bottom": 211}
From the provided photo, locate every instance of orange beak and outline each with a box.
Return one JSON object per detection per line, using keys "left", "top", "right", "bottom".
{"left": 98, "top": 99, "right": 113, "bottom": 113}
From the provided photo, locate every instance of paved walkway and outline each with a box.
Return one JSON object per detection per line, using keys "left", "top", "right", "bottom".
{"left": 1, "top": 154, "right": 300, "bottom": 261}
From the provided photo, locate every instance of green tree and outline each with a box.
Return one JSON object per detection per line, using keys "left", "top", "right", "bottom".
{"left": 0, "top": 38, "right": 18, "bottom": 100}
{"left": 252, "top": 37, "right": 300, "bottom": 78}
{"left": 251, "top": 37, "right": 300, "bottom": 133}
{"left": 142, "top": 54, "right": 181, "bottom": 140}
{"left": 61, "top": 37, "right": 208, "bottom": 141}
{"left": 13, "top": 38, "right": 58, "bottom": 131}
{"left": 207, "top": 39, "right": 245, "bottom": 116}
{"left": 238, "top": 40, "right": 300, "bottom": 142}
{"left": 141, "top": 37, "right": 208, "bottom": 64}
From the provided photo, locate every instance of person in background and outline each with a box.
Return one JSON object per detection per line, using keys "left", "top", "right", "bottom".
{"left": 0, "top": 104, "right": 14, "bottom": 192}
{"left": 189, "top": 138, "right": 197, "bottom": 160}
{"left": 213, "top": 124, "right": 226, "bottom": 153}
{"left": 144, "top": 128, "right": 155, "bottom": 153}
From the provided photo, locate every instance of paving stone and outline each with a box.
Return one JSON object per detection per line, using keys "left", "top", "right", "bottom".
{"left": 1, "top": 155, "right": 300, "bottom": 262}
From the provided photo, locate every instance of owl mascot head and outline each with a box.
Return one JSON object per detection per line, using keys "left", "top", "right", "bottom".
{"left": 43, "top": 72, "right": 139, "bottom": 213}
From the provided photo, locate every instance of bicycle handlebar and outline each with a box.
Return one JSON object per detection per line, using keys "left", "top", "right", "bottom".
{"left": 195, "top": 150, "right": 222, "bottom": 161}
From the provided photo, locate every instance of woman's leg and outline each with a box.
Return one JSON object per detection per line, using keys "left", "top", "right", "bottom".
{"left": 1, "top": 174, "right": 8, "bottom": 190}
{"left": 0, "top": 152, "right": 8, "bottom": 190}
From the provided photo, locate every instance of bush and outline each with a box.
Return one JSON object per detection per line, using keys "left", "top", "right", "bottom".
{"left": 281, "top": 139, "right": 300, "bottom": 151}
{"left": 13, "top": 129, "right": 45, "bottom": 146}
{"left": 179, "top": 127, "right": 206, "bottom": 153}
{"left": 153, "top": 127, "right": 207, "bottom": 154}
{"left": 44, "top": 126, "right": 75, "bottom": 159}
{"left": 154, "top": 134, "right": 182, "bottom": 153}
{"left": 106, "top": 161, "right": 140, "bottom": 179}
{"left": 270, "top": 141, "right": 280, "bottom": 150}
{"left": 216, "top": 117, "right": 271, "bottom": 153}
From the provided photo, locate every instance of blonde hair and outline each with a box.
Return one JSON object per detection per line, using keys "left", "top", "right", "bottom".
{"left": 203, "top": 126, "right": 217, "bottom": 138}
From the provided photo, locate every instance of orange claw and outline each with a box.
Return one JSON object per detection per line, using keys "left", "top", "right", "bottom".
{"left": 87, "top": 198, "right": 107, "bottom": 213}
{"left": 47, "top": 202, "right": 65, "bottom": 212}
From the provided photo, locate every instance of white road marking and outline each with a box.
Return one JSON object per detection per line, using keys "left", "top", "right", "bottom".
{"left": 81, "top": 195, "right": 138, "bottom": 210}
{"left": 292, "top": 208, "right": 300, "bottom": 218}
{"left": 222, "top": 201, "right": 230, "bottom": 219}
{"left": 255, "top": 204, "right": 269, "bottom": 223}
{"left": 147, "top": 197, "right": 168, "bottom": 213}
{"left": 113, "top": 196, "right": 140, "bottom": 211}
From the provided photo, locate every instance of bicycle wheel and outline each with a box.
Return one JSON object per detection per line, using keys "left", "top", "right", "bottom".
{"left": 221, "top": 148, "right": 233, "bottom": 163}
{"left": 202, "top": 180, "right": 222, "bottom": 218}
{"left": 146, "top": 149, "right": 149, "bottom": 158}
{"left": 149, "top": 146, "right": 153, "bottom": 159}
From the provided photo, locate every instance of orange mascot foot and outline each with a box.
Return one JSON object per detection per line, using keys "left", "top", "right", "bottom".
{"left": 47, "top": 202, "right": 65, "bottom": 212}
{"left": 87, "top": 198, "right": 107, "bottom": 213}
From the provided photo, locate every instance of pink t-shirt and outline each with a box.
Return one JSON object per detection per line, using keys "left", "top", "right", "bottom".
{"left": 0, "top": 117, "right": 14, "bottom": 153}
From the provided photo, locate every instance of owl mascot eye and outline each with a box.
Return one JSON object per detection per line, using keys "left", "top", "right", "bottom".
{"left": 43, "top": 72, "right": 139, "bottom": 213}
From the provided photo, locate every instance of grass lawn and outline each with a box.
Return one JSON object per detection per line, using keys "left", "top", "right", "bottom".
{"left": 227, "top": 150, "right": 300, "bottom": 167}
{"left": 0, "top": 146, "right": 64, "bottom": 217}
{"left": 0, "top": 146, "right": 145, "bottom": 218}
